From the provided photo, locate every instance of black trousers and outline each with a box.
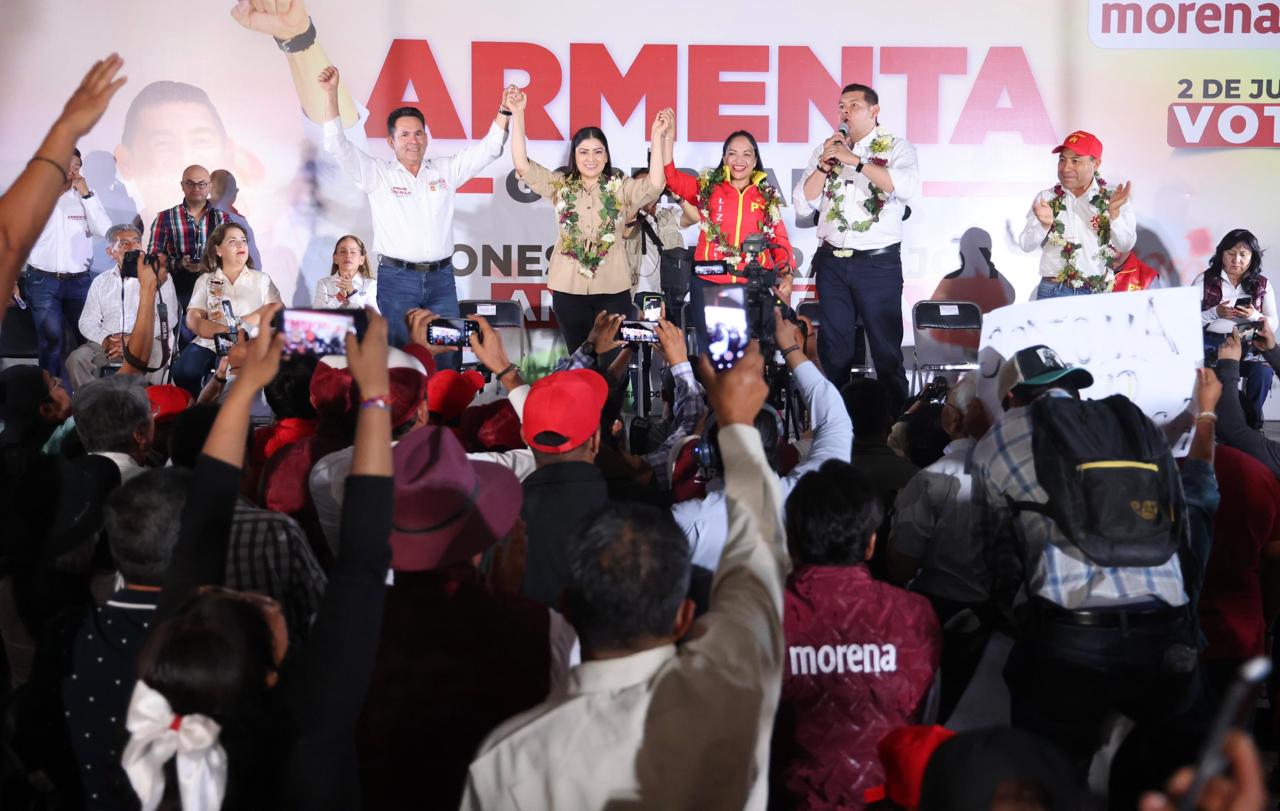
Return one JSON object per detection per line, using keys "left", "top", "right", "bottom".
{"left": 813, "top": 246, "right": 909, "bottom": 417}
{"left": 551, "top": 290, "right": 633, "bottom": 353}
{"left": 1004, "top": 604, "right": 1200, "bottom": 776}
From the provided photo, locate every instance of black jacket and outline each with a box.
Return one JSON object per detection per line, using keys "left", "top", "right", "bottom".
{"left": 519, "top": 461, "right": 609, "bottom": 607}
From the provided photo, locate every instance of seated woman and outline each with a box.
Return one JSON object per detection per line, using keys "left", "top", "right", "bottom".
{"left": 663, "top": 126, "right": 794, "bottom": 284}
{"left": 171, "top": 223, "right": 281, "bottom": 396}
{"left": 122, "top": 305, "right": 394, "bottom": 810}
{"left": 507, "top": 86, "right": 669, "bottom": 352}
{"left": 1196, "top": 228, "right": 1277, "bottom": 429}
{"left": 313, "top": 234, "right": 379, "bottom": 311}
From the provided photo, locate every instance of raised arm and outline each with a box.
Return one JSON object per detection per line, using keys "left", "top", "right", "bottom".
{"left": 508, "top": 87, "right": 531, "bottom": 176}
{"left": 688, "top": 343, "right": 788, "bottom": 664}
{"left": 157, "top": 305, "right": 284, "bottom": 618}
{"left": 645, "top": 109, "right": 673, "bottom": 194}
{"left": 313, "top": 65, "right": 383, "bottom": 192}
{"left": 231, "top": 0, "right": 359, "bottom": 128}
{"left": 118, "top": 255, "right": 165, "bottom": 376}
{"left": 777, "top": 311, "right": 851, "bottom": 477}
{"left": 0, "top": 55, "right": 126, "bottom": 322}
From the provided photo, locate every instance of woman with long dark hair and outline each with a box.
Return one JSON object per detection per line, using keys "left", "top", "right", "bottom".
{"left": 121, "top": 306, "right": 393, "bottom": 810}
{"left": 662, "top": 126, "right": 794, "bottom": 285}
{"left": 507, "top": 88, "right": 670, "bottom": 351}
{"left": 1197, "top": 228, "right": 1276, "bottom": 427}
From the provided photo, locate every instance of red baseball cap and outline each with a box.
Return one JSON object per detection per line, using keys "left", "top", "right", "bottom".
{"left": 1051, "top": 130, "right": 1103, "bottom": 160}
{"left": 145, "top": 384, "right": 193, "bottom": 423}
{"left": 428, "top": 369, "right": 486, "bottom": 424}
{"left": 863, "top": 725, "right": 956, "bottom": 809}
{"left": 521, "top": 369, "right": 608, "bottom": 454}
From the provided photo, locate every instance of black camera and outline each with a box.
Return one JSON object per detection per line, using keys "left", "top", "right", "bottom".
{"left": 121, "top": 249, "right": 162, "bottom": 279}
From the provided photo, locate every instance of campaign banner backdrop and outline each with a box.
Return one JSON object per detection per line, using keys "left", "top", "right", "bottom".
{"left": 2, "top": 0, "right": 1276, "bottom": 351}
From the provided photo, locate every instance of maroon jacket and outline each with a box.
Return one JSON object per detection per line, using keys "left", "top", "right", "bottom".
{"left": 772, "top": 565, "right": 941, "bottom": 810}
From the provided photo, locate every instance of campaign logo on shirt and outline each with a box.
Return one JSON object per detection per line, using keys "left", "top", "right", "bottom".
{"left": 68, "top": 214, "right": 86, "bottom": 221}
{"left": 391, "top": 186, "right": 412, "bottom": 197}
{"left": 788, "top": 643, "right": 898, "bottom": 676}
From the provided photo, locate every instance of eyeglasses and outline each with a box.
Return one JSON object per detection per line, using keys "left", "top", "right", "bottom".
{"left": 182, "top": 180, "right": 210, "bottom": 189}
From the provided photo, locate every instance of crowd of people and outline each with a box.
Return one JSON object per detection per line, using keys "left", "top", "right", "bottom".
{"left": 0, "top": 12, "right": 1277, "bottom": 811}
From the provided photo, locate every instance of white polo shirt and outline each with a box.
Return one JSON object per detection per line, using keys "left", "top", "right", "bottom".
{"left": 28, "top": 189, "right": 112, "bottom": 274}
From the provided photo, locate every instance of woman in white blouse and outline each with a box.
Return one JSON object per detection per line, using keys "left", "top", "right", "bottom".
{"left": 1196, "top": 228, "right": 1276, "bottom": 428}
{"left": 172, "top": 222, "right": 281, "bottom": 395}
{"left": 313, "top": 235, "right": 379, "bottom": 312}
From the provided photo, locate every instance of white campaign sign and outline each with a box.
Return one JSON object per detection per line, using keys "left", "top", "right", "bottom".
{"left": 976, "top": 287, "right": 1203, "bottom": 422}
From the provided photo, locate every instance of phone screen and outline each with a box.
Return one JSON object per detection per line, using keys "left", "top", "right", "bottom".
{"left": 703, "top": 286, "right": 749, "bottom": 371}
{"left": 641, "top": 295, "right": 663, "bottom": 322}
{"left": 617, "top": 321, "right": 660, "bottom": 344}
{"left": 1234, "top": 296, "right": 1253, "bottom": 309}
{"left": 279, "top": 308, "right": 362, "bottom": 358}
{"left": 427, "top": 318, "right": 478, "bottom": 347}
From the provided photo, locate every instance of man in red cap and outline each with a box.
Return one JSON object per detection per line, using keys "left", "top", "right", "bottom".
{"left": 518, "top": 368, "right": 612, "bottom": 607}
{"left": 1019, "top": 130, "right": 1135, "bottom": 298}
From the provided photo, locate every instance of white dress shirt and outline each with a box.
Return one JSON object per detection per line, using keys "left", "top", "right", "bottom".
{"left": 78, "top": 267, "right": 180, "bottom": 346}
{"left": 1019, "top": 179, "right": 1137, "bottom": 280}
{"left": 792, "top": 130, "right": 921, "bottom": 251}
{"left": 1194, "top": 271, "right": 1279, "bottom": 334}
{"left": 673, "top": 360, "right": 851, "bottom": 572}
{"left": 92, "top": 452, "right": 145, "bottom": 483}
{"left": 188, "top": 267, "right": 281, "bottom": 351}
{"left": 322, "top": 118, "right": 508, "bottom": 262}
{"left": 461, "top": 424, "right": 788, "bottom": 811}
{"left": 28, "top": 189, "right": 112, "bottom": 274}
{"left": 312, "top": 273, "right": 379, "bottom": 312}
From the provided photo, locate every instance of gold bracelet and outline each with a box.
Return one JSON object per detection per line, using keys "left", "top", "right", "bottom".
{"left": 1195, "top": 411, "right": 1217, "bottom": 422}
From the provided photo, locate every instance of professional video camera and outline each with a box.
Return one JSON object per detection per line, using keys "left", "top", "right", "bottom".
{"left": 737, "top": 233, "right": 804, "bottom": 358}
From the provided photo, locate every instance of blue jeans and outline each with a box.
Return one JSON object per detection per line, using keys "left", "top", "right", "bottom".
{"left": 172, "top": 344, "right": 216, "bottom": 397}
{"left": 1205, "top": 331, "right": 1274, "bottom": 428}
{"left": 1036, "top": 279, "right": 1096, "bottom": 299}
{"left": 814, "top": 247, "right": 909, "bottom": 417}
{"left": 377, "top": 259, "right": 460, "bottom": 367}
{"left": 26, "top": 268, "right": 92, "bottom": 378}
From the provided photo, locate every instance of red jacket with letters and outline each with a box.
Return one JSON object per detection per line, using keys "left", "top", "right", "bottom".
{"left": 771, "top": 564, "right": 941, "bottom": 810}
{"left": 664, "top": 162, "right": 793, "bottom": 283}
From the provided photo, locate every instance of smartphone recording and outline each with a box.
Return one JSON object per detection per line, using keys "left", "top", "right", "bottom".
{"left": 277, "top": 308, "right": 366, "bottom": 358}
{"left": 640, "top": 294, "right": 663, "bottom": 322}
{"left": 427, "top": 318, "right": 478, "bottom": 347}
{"left": 703, "top": 286, "right": 749, "bottom": 371}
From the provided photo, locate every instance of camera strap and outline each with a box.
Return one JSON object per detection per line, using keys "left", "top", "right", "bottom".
{"left": 121, "top": 296, "right": 172, "bottom": 374}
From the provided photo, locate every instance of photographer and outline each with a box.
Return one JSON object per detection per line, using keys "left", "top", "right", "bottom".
{"left": 66, "top": 225, "right": 179, "bottom": 389}
{"left": 673, "top": 310, "right": 851, "bottom": 575}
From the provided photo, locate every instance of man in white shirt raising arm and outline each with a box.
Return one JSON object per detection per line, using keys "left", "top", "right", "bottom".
{"left": 231, "top": 0, "right": 511, "bottom": 358}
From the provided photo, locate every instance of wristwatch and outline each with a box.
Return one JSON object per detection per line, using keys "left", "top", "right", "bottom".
{"left": 275, "top": 18, "right": 317, "bottom": 53}
{"left": 80, "top": 191, "right": 95, "bottom": 199}
{"left": 854, "top": 161, "right": 864, "bottom": 174}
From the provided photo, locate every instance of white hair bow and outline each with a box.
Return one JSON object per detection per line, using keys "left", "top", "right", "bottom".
{"left": 122, "top": 680, "right": 227, "bottom": 811}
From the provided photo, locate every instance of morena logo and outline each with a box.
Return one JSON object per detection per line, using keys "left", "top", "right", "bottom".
{"left": 1090, "top": 1, "right": 1280, "bottom": 48}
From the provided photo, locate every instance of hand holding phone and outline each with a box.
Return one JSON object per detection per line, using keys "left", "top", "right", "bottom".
{"left": 640, "top": 293, "right": 664, "bottom": 322}
{"left": 426, "top": 318, "right": 479, "bottom": 347}
{"left": 272, "top": 307, "right": 368, "bottom": 358}
{"left": 702, "top": 286, "right": 750, "bottom": 371}
{"left": 616, "top": 320, "right": 661, "bottom": 345}
{"left": 1172, "top": 657, "right": 1270, "bottom": 811}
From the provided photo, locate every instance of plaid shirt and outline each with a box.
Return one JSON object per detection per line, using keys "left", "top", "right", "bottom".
{"left": 146, "top": 201, "right": 230, "bottom": 259}
{"left": 552, "top": 351, "right": 706, "bottom": 490}
{"left": 972, "top": 392, "right": 1187, "bottom": 610}
{"left": 229, "top": 498, "right": 327, "bottom": 639}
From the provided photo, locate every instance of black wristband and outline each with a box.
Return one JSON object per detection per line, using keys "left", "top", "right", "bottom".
{"left": 275, "top": 18, "right": 317, "bottom": 53}
{"left": 498, "top": 108, "right": 513, "bottom": 116}
{"left": 854, "top": 161, "right": 864, "bottom": 174}
{"left": 496, "top": 362, "right": 519, "bottom": 380}
{"left": 781, "top": 344, "right": 802, "bottom": 358}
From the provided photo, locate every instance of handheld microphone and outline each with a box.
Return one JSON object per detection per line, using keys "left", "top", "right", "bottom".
{"left": 826, "top": 124, "right": 849, "bottom": 167}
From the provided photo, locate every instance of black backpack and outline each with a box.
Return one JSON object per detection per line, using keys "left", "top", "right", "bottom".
{"left": 1009, "top": 394, "right": 1184, "bottom": 568}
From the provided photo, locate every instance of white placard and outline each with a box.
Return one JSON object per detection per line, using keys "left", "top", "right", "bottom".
{"left": 976, "top": 287, "right": 1203, "bottom": 424}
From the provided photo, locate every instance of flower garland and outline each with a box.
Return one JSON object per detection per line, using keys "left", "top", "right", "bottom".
{"left": 695, "top": 166, "right": 784, "bottom": 268}
{"left": 824, "top": 129, "right": 895, "bottom": 235}
{"left": 1044, "top": 172, "right": 1119, "bottom": 292}
{"left": 553, "top": 174, "right": 623, "bottom": 279}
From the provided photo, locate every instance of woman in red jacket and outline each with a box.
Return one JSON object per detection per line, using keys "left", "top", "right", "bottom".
{"left": 663, "top": 128, "right": 794, "bottom": 285}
